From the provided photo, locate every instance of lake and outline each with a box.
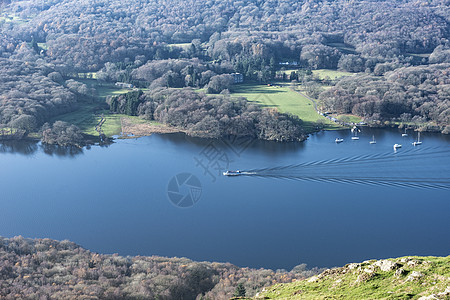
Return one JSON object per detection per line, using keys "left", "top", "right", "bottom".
{"left": 0, "top": 128, "right": 449, "bottom": 270}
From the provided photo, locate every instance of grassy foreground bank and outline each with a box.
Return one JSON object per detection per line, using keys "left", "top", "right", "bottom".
{"left": 255, "top": 256, "right": 450, "bottom": 299}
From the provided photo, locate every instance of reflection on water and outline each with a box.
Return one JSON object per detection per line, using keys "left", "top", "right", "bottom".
{"left": 0, "top": 140, "right": 85, "bottom": 157}
{"left": 0, "top": 140, "right": 117, "bottom": 157}
{"left": 0, "top": 140, "right": 39, "bottom": 155}
{"left": 41, "top": 144, "right": 84, "bottom": 157}
{"left": 155, "top": 132, "right": 306, "bottom": 157}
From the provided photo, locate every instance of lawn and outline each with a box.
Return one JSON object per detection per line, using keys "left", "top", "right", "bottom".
{"left": 407, "top": 53, "right": 431, "bottom": 58}
{"left": 49, "top": 103, "right": 107, "bottom": 136}
{"left": 312, "top": 69, "right": 356, "bottom": 80}
{"left": 77, "top": 72, "right": 98, "bottom": 79}
{"left": 333, "top": 114, "right": 362, "bottom": 124}
{"left": 231, "top": 83, "right": 340, "bottom": 131}
{"left": 50, "top": 103, "right": 148, "bottom": 137}
{"left": 50, "top": 80, "right": 145, "bottom": 137}
{"left": 167, "top": 43, "right": 192, "bottom": 50}
{"left": 0, "top": 14, "right": 29, "bottom": 25}
{"left": 76, "top": 79, "right": 132, "bottom": 99}
{"left": 37, "top": 43, "right": 48, "bottom": 50}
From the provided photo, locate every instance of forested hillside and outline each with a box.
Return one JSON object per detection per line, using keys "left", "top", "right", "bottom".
{"left": 1, "top": 0, "right": 449, "bottom": 138}
{"left": 0, "top": 236, "right": 321, "bottom": 299}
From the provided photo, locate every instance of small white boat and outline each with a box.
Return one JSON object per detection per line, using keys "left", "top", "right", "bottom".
{"left": 223, "top": 170, "right": 242, "bottom": 176}
{"left": 394, "top": 144, "right": 402, "bottom": 149}
{"left": 402, "top": 128, "right": 408, "bottom": 137}
{"left": 335, "top": 138, "right": 344, "bottom": 143}
{"left": 369, "top": 135, "right": 376, "bottom": 144}
{"left": 412, "top": 132, "right": 422, "bottom": 146}
{"left": 351, "top": 127, "right": 360, "bottom": 140}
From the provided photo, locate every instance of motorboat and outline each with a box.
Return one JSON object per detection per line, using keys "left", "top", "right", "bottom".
{"left": 335, "top": 138, "right": 344, "bottom": 143}
{"left": 223, "top": 170, "right": 242, "bottom": 176}
{"left": 394, "top": 144, "right": 402, "bottom": 149}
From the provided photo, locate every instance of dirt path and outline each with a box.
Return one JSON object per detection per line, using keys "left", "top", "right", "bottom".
{"left": 95, "top": 114, "right": 106, "bottom": 142}
{"left": 290, "top": 86, "right": 354, "bottom": 126}
{"left": 289, "top": 86, "right": 319, "bottom": 112}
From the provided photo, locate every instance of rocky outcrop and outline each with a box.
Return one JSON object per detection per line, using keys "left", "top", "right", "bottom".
{"left": 256, "top": 256, "right": 450, "bottom": 299}
{"left": 373, "top": 259, "right": 399, "bottom": 272}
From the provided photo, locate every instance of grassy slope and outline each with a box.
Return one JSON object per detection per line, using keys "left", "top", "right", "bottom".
{"left": 0, "top": 15, "right": 28, "bottom": 25}
{"left": 167, "top": 43, "right": 192, "bottom": 49}
{"left": 231, "top": 83, "right": 339, "bottom": 131}
{"left": 312, "top": 69, "right": 356, "bottom": 80}
{"left": 256, "top": 256, "right": 450, "bottom": 299}
{"left": 51, "top": 81, "right": 146, "bottom": 137}
{"left": 280, "top": 69, "right": 355, "bottom": 80}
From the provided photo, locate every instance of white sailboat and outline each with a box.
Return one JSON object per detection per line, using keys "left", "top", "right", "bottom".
{"left": 351, "top": 126, "right": 360, "bottom": 140}
{"left": 412, "top": 132, "right": 422, "bottom": 146}
{"left": 369, "top": 135, "right": 376, "bottom": 144}
{"left": 402, "top": 128, "right": 408, "bottom": 137}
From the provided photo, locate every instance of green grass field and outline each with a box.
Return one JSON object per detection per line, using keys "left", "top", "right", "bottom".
{"left": 76, "top": 79, "right": 132, "bottom": 99}
{"left": 326, "top": 42, "right": 356, "bottom": 53}
{"left": 37, "top": 43, "right": 48, "bottom": 50}
{"left": 408, "top": 53, "right": 431, "bottom": 58}
{"left": 0, "top": 14, "right": 29, "bottom": 25}
{"left": 50, "top": 103, "right": 148, "bottom": 137}
{"left": 332, "top": 113, "right": 362, "bottom": 124}
{"left": 167, "top": 43, "right": 192, "bottom": 50}
{"left": 50, "top": 79, "right": 142, "bottom": 137}
{"left": 77, "top": 72, "right": 98, "bottom": 79}
{"left": 49, "top": 103, "right": 106, "bottom": 136}
{"left": 312, "top": 69, "right": 356, "bottom": 80}
{"left": 231, "top": 83, "right": 340, "bottom": 131}
{"left": 279, "top": 69, "right": 356, "bottom": 80}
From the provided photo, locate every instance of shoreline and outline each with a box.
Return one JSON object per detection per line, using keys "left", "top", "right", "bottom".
{"left": 1, "top": 121, "right": 447, "bottom": 148}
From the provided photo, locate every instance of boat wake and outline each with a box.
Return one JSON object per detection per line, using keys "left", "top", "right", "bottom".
{"left": 225, "top": 146, "right": 450, "bottom": 190}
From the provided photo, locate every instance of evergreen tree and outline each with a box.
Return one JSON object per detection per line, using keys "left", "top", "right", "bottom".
{"left": 234, "top": 283, "right": 246, "bottom": 298}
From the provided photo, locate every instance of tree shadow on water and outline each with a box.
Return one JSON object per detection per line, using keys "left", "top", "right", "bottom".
{"left": 0, "top": 140, "right": 85, "bottom": 157}
{"left": 41, "top": 144, "right": 84, "bottom": 157}
{"left": 0, "top": 140, "right": 39, "bottom": 155}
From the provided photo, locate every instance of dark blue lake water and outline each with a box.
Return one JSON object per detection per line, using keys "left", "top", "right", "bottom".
{"left": 1, "top": 128, "right": 449, "bottom": 270}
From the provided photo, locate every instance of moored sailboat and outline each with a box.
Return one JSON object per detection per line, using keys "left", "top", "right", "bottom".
{"left": 412, "top": 132, "right": 422, "bottom": 146}
{"left": 402, "top": 128, "right": 408, "bottom": 137}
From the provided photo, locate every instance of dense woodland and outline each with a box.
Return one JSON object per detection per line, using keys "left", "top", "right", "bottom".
{"left": 319, "top": 63, "right": 450, "bottom": 133}
{"left": 0, "top": 236, "right": 322, "bottom": 299}
{"left": 108, "top": 88, "right": 306, "bottom": 141}
{"left": 0, "top": 0, "right": 449, "bottom": 139}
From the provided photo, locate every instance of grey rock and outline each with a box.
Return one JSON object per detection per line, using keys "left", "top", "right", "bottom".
{"left": 394, "top": 268, "right": 405, "bottom": 277}
{"left": 407, "top": 271, "right": 424, "bottom": 281}
{"left": 374, "top": 259, "right": 399, "bottom": 272}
